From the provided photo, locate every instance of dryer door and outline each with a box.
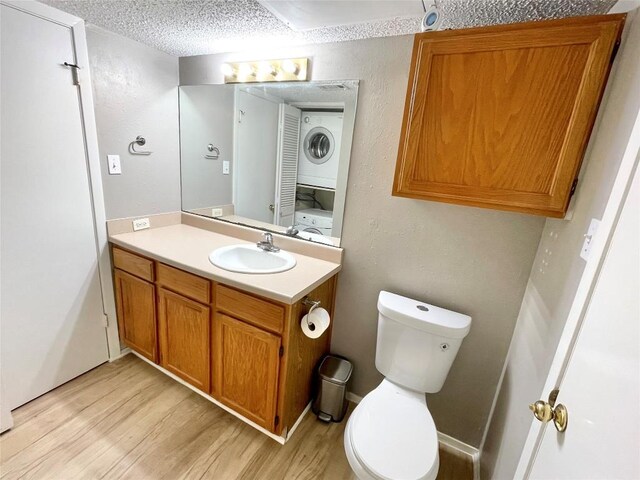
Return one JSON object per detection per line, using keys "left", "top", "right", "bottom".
{"left": 303, "top": 127, "right": 335, "bottom": 164}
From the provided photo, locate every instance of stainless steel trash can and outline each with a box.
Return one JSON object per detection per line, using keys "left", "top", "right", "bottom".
{"left": 312, "top": 355, "right": 353, "bottom": 422}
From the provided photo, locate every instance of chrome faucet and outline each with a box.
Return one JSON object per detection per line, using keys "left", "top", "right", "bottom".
{"left": 257, "top": 232, "right": 280, "bottom": 252}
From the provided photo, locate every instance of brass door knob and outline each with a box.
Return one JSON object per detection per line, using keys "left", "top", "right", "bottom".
{"left": 529, "top": 400, "right": 554, "bottom": 422}
{"left": 529, "top": 389, "right": 568, "bottom": 432}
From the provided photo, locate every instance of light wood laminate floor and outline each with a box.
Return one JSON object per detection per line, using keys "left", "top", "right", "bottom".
{"left": 1, "top": 355, "right": 473, "bottom": 480}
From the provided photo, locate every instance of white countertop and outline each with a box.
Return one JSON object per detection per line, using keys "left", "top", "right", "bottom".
{"left": 109, "top": 224, "right": 341, "bottom": 304}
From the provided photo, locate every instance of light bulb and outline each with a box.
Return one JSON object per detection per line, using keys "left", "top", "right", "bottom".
{"left": 282, "top": 59, "right": 299, "bottom": 74}
{"left": 238, "top": 63, "right": 255, "bottom": 79}
{"left": 258, "top": 61, "right": 276, "bottom": 78}
{"left": 221, "top": 63, "right": 234, "bottom": 77}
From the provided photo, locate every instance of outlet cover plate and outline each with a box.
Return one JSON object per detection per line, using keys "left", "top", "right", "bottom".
{"left": 580, "top": 218, "right": 600, "bottom": 261}
{"left": 132, "top": 218, "right": 150, "bottom": 231}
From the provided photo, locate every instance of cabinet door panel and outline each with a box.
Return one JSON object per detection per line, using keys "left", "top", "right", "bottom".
{"left": 158, "top": 288, "right": 210, "bottom": 392}
{"left": 213, "top": 313, "right": 280, "bottom": 431}
{"left": 114, "top": 269, "right": 157, "bottom": 362}
{"left": 393, "top": 15, "right": 625, "bottom": 217}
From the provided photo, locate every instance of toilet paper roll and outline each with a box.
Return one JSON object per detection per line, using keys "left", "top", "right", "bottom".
{"left": 300, "top": 307, "right": 330, "bottom": 339}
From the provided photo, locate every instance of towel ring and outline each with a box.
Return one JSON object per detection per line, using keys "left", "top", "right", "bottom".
{"left": 129, "top": 136, "right": 152, "bottom": 155}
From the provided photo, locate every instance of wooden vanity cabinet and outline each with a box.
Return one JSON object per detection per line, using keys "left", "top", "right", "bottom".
{"left": 393, "top": 15, "right": 625, "bottom": 217}
{"left": 112, "top": 245, "right": 337, "bottom": 437}
{"left": 211, "top": 280, "right": 336, "bottom": 434}
{"left": 213, "top": 312, "right": 281, "bottom": 430}
{"left": 158, "top": 288, "right": 211, "bottom": 392}
{"left": 156, "top": 263, "right": 212, "bottom": 392}
{"left": 113, "top": 258, "right": 158, "bottom": 362}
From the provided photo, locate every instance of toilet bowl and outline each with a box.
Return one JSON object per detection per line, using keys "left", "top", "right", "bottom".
{"left": 344, "top": 379, "right": 439, "bottom": 480}
{"left": 344, "top": 291, "right": 471, "bottom": 480}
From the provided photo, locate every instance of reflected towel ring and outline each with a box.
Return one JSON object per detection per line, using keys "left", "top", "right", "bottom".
{"left": 129, "top": 136, "right": 152, "bottom": 155}
{"left": 205, "top": 144, "right": 220, "bottom": 159}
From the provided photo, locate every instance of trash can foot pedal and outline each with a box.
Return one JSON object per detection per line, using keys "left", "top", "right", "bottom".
{"left": 317, "top": 412, "right": 332, "bottom": 422}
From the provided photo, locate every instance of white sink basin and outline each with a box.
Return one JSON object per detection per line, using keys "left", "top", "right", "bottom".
{"left": 209, "top": 244, "right": 296, "bottom": 274}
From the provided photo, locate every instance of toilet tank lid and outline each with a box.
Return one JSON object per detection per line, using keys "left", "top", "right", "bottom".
{"left": 377, "top": 291, "right": 471, "bottom": 339}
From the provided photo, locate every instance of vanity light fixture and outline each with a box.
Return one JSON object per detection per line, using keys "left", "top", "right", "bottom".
{"left": 222, "top": 58, "right": 309, "bottom": 83}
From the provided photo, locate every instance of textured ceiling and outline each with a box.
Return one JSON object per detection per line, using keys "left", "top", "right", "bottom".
{"left": 43, "top": 0, "right": 616, "bottom": 57}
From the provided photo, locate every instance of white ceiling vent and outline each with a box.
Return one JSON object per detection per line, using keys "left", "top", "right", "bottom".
{"left": 257, "top": 0, "right": 424, "bottom": 31}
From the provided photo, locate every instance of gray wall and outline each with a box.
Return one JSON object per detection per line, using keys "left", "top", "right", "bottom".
{"left": 87, "top": 25, "right": 180, "bottom": 219}
{"left": 180, "top": 36, "right": 545, "bottom": 447}
{"left": 179, "top": 85, "right": 234, "bottom": 211}
{"left": 481, "top": 10, "right": 640, "bottom": 478}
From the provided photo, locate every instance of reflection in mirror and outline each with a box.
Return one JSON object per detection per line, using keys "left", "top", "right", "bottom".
{"left": 179, "top": 80, "right": 359, "bottom": 247}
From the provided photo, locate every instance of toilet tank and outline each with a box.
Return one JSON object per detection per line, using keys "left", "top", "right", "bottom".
{"left": 375, "top": 291, "right": 471, "bottom": 393}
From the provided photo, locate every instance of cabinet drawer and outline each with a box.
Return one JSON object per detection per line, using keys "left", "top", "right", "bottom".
{"left": 113, "top": 247, "right": 154, "bottom": 282}
{"left": 157, "top": 263, "right": 211, "bottom": 304}
{"left": 215, "top": 284, "right": 285, "bottom": 334}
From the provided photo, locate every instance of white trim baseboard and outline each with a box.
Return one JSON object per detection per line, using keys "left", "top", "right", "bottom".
{"left": 438, "top": 431, "right": 481, "bottom": 480}
{"left": 109, "top": 347, "right": 131, "bottom": 362}
{"left": 346, "top": 391, "right": 363, "bottom": 404}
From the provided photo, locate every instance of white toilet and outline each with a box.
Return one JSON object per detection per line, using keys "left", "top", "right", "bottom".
{"left": 344, "top": 291, "right": 471, "bottom": 480}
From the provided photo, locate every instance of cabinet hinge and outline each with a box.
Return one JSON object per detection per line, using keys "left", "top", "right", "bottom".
{"left": 102, "top": 314, "right": 109, "bottom": 327}
{"left": 611, "top": 40, "right": 621, "bottom": 63}
{"left": 570, "top": 178, "right": 579, "bottom": 197}
{"left": 279, "top": 346, "right": 284, "bottom": 357}
{"left": 274, "top": 415, "right": 280, "bottom": 426}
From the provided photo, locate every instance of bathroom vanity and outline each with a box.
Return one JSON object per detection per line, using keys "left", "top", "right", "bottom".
{"left": 108, "top": 213, "right": 341, "bottom": 441}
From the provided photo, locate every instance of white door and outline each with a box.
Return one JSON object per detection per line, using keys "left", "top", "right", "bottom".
{"left": 522, "top": 162, "right": 640, "bottom": 479}
{"left": 527, "top": 165, "right": 640, "bottom": 479}
{"left": 275, "top": 103, "right": 301, "bottom": 227}
{"left": 234, "top": 90, "right": 279, "bottom": 223}
{"left": 1, "top": 3, "right": 109, "bottom": 411}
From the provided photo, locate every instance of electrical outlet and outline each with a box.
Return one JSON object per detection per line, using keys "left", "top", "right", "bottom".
{"left": 211, "top": 208, "right": 223, "bottom": 217}
{"left": 132, "top": 217, "right": 150, "bottom": 231}
{"left": 223, "top": 160, "right": 230, "bottom": 175}
{"left": 107, "top": 155, "right": 121, "bottom": 175}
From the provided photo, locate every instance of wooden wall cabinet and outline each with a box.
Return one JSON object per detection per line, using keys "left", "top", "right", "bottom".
{"left": 111, "top": 245, "right": 336, "bottom": 437}
{"left": 393, "top": 15, "right": 625, "bottom": 217}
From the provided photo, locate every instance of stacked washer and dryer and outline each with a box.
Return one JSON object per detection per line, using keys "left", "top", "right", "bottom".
{"left": 294, "top": 111, "right": 343, "bottom": 241}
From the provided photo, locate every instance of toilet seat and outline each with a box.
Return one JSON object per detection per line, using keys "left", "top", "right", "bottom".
{"left": 346, "top": 380, "right": 439, "bottom": 480}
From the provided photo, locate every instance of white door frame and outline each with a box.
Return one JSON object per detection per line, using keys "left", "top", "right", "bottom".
{"left": 514, "top": 106, "right": 640, "bottom": 478}
{"left": 1, "top": 1, "right": 120, "bottom": 361}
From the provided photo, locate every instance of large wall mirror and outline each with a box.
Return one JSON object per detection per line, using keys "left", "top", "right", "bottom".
{"left": 179, "top": 80, "right": 359, "bottom": 247}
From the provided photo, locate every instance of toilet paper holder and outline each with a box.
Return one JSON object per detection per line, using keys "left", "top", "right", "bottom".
{"left": 302, "top": 297, "right": 321, "bottom": 329}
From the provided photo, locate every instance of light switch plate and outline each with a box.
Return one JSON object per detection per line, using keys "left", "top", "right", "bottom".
{"left": 580, "top": 218, "right": 600, "bottom": 261}
{"left": 132, "top": 217, "right": 150, "bottom": 231}
{"left": 222, "top": 160, "right": 230, "bottom": 175}
{"left": 107, "top": 155, "right": 121, "bottom": 175}
{"left": 211, "top": 208, "right": 223, "bottom": 217}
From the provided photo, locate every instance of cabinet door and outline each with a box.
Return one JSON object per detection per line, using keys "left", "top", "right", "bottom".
{"left": 158, "top": 288, "right": 210, "bottom": 392}
{"left": 114, "top": 269, "right": 157, "bottom": 362}
{"left": 213, "top": 313, "right": 281, "bottom": 431}
{"left": 393, "top": 15, "right": 625, "bottom": 217}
